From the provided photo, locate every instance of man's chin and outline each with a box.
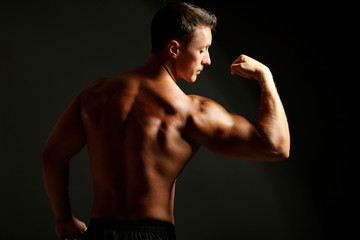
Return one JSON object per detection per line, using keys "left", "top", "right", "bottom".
{"left": 184, "top": 76, "right": 198, "bottom": 83}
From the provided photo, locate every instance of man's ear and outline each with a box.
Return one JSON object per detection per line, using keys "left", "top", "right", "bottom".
{"left": 168, "top": 40, "right": 180, "bottom": 59}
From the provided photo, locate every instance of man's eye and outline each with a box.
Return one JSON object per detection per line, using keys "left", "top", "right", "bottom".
{"left": 200, "top": 50, "right": 205, "bottom": 54}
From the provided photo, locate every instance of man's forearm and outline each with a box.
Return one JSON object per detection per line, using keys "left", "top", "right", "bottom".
{"left": 42, "top": 159, "right": 73, "bottom": 220}
{"left": 255, "top": 68, "right": 290, "bottom": 158}
{"left": 229, "top": 54, "right": 290, "bottom": 159}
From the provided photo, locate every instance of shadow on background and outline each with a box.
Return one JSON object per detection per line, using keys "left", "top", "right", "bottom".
{"left": 0, "top": 0, "right": 350, "bottom": 239}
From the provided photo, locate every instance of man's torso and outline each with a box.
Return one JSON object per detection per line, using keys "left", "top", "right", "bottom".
{"left": 79, "top": 71, "right": 199, "bottom": 223}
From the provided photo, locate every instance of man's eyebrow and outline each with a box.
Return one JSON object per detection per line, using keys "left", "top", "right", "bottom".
{"left": 199, "top": 44, "right": 211, "bottom": 49}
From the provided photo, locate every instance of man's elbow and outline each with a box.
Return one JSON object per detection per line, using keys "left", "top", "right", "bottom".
{"left": 41, "top": 149, "right": 55, "bottom": 169}
{"left": 268, "top": 143, "right": 290, "bottom": 161}
{"left": 41, "top": 148, "right": 68, "bottom": 169}
{"left": 274, "top": 148, "right": 290, "bottom": 161}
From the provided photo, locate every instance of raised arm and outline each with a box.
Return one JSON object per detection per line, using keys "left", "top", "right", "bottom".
{"left": 41, "top": 94, "right": 87, "bottom": 239}
{"left": 185, "top": 55, "right": 290, "bottom": 161}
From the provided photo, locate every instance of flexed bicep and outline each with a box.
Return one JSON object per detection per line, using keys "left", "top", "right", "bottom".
{"left": 185, "top": 95, "right": 281, "bottom": 161}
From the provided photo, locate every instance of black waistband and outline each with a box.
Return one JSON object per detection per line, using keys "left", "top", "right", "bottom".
{"left": 88, "top": 218, "right": 175, "bottom": 232}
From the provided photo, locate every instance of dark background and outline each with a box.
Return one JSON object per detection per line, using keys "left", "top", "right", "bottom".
{"left": 0, "top": 0, "right": 351, "bottom": 239}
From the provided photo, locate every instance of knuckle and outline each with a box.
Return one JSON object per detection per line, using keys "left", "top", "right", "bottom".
{"left": 239, "top": 54, "right": 247, "bottom": 62}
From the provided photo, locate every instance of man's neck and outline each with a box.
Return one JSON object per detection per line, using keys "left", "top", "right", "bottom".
{"left": 137, "top": 52, "right": 178, "bottom": 83}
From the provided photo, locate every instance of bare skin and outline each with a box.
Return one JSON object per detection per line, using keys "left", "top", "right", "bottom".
{"left": 42, "top": 27, "right": 290, "bottom": 240}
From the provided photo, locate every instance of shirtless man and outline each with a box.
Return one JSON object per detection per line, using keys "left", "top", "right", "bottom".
{"left": 42, "top": 2, "right": 290, "bottom": 240}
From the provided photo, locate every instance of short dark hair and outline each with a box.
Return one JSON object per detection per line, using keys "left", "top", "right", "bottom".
{"left": 151, "top": 2, "right": 217, "bottom": 52}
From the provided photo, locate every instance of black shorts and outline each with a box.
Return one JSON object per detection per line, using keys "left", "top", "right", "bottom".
{"left": 82, "top": 218, "right": 176, "bottom": 240}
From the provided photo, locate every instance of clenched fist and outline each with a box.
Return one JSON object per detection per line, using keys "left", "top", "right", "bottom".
{"left": 55, "top": 216, "right": 87, "bottom": 240}
{"left": 230, "top": 54, "right": 270, "bottom": 81}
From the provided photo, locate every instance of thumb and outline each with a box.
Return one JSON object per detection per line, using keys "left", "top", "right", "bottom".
{"left": 230, "top": 63, "right": 240, "bottom": 75}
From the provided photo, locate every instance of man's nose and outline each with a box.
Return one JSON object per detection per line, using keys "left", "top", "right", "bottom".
{"left": 202, "top": 52, "right": 211, "bottom": 66}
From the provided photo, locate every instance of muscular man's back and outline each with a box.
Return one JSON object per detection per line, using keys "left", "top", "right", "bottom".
{"left": 42, "top": 3, "right": 290, "bottom": 239}
{"left": 80, "top": 70, "right": 197, "bottom": 223}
